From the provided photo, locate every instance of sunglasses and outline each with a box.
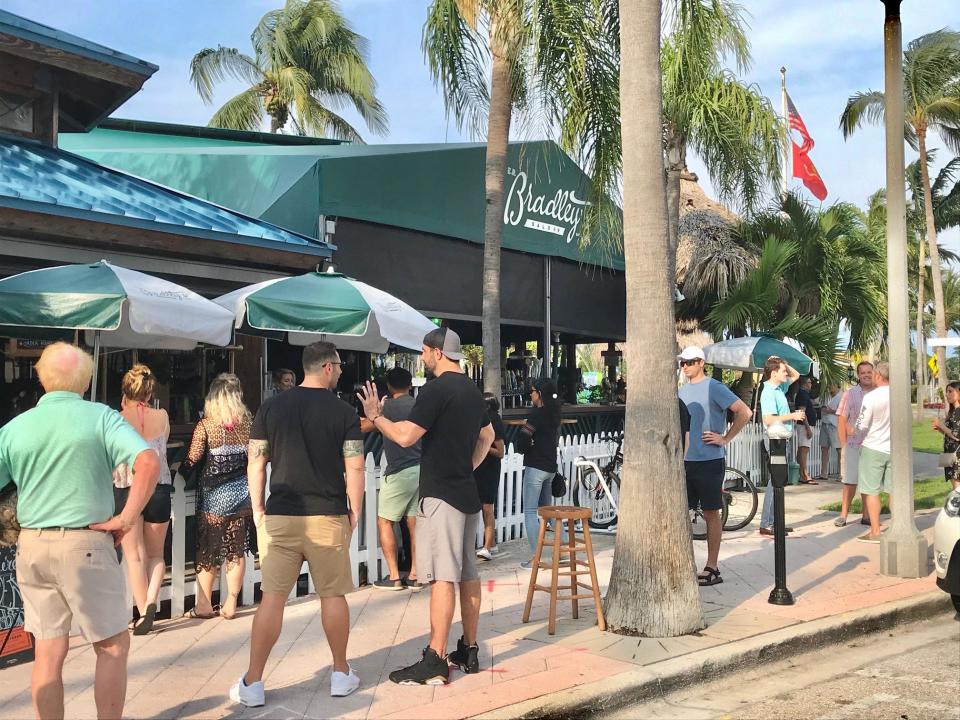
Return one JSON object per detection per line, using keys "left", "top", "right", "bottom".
{"left": 678, "top": 359, "right": 701, "bottom": 367}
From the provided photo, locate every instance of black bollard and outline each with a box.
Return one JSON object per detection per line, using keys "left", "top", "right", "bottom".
{"left": 767, "top": 438, "right": 795, "bottom": 605}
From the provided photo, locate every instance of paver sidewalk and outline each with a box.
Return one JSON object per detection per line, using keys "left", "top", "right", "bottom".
{"left": 0, "top": 482, "right": 946, "bottom": 720}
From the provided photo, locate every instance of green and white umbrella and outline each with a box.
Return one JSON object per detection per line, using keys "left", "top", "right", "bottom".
{"left": 0, "top": 260, "right": 235, "bottom": 397}
{"left": 214, "top": 271, "right": 436, "bottom": 353}
{"left": 702, "top": 335, "right": 813, "bottom": 375}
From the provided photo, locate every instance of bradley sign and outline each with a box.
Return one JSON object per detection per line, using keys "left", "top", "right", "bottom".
{"left": 503, "top": 165, "right": 589, "bottom": 245}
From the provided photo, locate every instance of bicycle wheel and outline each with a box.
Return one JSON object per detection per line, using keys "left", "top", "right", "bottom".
{"left": 722, "top": 467, "right": 758, "bottom": 531}
{"left": 573, "top": 466, "right": 620, "bottom": 529}
{"left": 690, "top": 499, "right": 729, "bottom": 540}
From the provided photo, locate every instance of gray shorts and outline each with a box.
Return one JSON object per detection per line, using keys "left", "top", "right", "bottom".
{"left": 416, "top": 497, "right": 480, "bottom": 584}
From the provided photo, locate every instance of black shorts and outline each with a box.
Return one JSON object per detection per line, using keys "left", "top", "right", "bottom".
{"left": 114, "top": 484, "right": 173, "bottom": 524}
{"left": 685, "top": 459, "right": 725, "bottom": 511}
{"left": 475, "top": 473, "right": 500, "bottom": 505}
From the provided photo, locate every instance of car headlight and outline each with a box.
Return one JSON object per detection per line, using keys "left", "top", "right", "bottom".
{"left": 945, "top": 490, "right": 960, "bottom": 518}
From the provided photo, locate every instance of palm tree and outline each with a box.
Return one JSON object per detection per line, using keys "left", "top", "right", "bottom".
{"left": 840, "top": 29, "right": 960, "bottom": 397}
{"left": 661, "top": 0, "right": 783, "bottom": 263}
{"left": 423, "top": 0, "right": 536, "bottom": 398}
{"left": 190, "top": 0, "right": 387, "bottom": 140}
{"left": 603, "top": 0, "right": 704, "bottom": 637}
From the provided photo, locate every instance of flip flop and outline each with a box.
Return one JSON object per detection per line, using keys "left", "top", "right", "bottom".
{"left": 187, "top": 607, "right": 218, "bottom": 620}
{"left": 133, "top": 603, "right": 157, "bottom": 636}
{"left": 798, "top": 478, "right": 819, "bottom": 485}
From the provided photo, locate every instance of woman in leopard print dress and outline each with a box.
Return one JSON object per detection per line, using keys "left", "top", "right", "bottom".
{"left": 181, "top": 374, "right": 253, "bottom": 619}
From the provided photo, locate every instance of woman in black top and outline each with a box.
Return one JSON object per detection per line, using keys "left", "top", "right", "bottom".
{"left": 932, "top": 381, "right": 960, "bottom": 490}
{"left": 475, "top": 393, "right": 506, "bottom": 561}
{"left": 519, "top": 378, "right": 562, "bottom": 567}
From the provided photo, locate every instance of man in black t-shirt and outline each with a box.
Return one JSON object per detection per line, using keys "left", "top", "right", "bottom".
{"left": 359, "top": 328, "right": 494, "bottom": 686}
{"left": 230, "top": 342, "right": 365, "bottom": 708}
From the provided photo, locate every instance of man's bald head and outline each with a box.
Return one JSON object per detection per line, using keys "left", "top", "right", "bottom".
{"left": 35, "top": 343, "right": 94, "bottom": 394}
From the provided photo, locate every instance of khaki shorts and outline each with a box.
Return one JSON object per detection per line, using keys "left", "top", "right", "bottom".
{"left": 16, "top": 529, "right": 128, "bottom": 642}
{"left": 257, "top": 515, "right": 354, "bottom": 597}
{"left": 857, "top": 446, "right": 892, "bottom": 496}
{"left": 379, "top": 465, "right": 420, "bottom": 521}
{"left": 416, "top": 497, "right": 480, "bottom": 584}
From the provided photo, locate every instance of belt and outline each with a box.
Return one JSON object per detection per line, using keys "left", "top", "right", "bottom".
{"left": 31, "top": 526, "right": 90, "bottom": 532}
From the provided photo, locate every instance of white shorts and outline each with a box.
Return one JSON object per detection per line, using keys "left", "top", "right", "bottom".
{"left": 842, "top": 445, "right": 861, "bottom": 485}
{"left": 794, "top": 426, "right": 812, "bottom": 449}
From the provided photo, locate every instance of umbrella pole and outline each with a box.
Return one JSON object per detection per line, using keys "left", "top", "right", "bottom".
{"left": 91, "top": 330, "right": 100, "bottom": 402}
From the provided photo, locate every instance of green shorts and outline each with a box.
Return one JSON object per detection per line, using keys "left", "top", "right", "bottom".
{"left": 379, "top": 465, "right": 420, "bottom": 521}
{"left": 857, "top": 446, "right": 892, "bottom": 496}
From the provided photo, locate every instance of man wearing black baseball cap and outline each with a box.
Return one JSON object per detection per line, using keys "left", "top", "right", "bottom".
{"left": 358, "top": 327, "right": 494, "bottom": 684}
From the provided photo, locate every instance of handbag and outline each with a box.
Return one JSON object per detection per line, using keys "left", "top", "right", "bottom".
{"left": 939, "top": 452, "right": 955, "bottom": 468}
{"left": 0, "top": 483, "right": 20, "bottom": 548}
{"left": 551, "top": 472, "right": 567, "bottom": 498}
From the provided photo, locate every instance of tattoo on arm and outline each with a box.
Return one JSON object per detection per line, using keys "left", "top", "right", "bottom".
{"left": 249, "top": 439, "right": 270, "bottom": 460}
{"left": 343, "top": 439, "right": 364, "bottom": 458}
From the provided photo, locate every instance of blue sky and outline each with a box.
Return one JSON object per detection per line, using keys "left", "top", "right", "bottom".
{"left": 3, "top": 0, "right": 959, "bottom": 246}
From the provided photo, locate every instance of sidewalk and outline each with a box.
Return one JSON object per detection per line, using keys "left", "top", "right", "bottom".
{"left": 0, "top": 481, "right": 949, "bottom": 720}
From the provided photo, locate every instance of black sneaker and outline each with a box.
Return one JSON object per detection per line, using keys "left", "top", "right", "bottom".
{"left": 448, "top": 636, "right": 479, "bottom": 674}
{"left": 388, "top": 647, "right": 449, "bottom": 685}
{"left": 374, "top": 577, "right": 406, "bottom": 591}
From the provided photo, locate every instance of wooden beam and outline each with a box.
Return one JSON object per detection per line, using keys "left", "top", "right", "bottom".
{"left": 0, "top": 206, "right": 328, "bottom": 273}
{"left": 0, "top": 32, "right": 149, "bottom": 89}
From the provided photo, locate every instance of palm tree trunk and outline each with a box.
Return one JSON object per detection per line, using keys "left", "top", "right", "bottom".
{"left": 480, "top": 37, "right": 512, "bottom": 397}
{"left": 604, "top": 0, "right": 705, "bottom": 637}
{"left": 664, "top": 124, "right": 686, "bottom": 280}
{"left": 915, "top": 240, "right": 926, "bottom": 421}
{"left": 270, "top": 113, "right": 284, "bottom": 133}
{"left": 918, "top": 129, "right": 949, "bottom": 398}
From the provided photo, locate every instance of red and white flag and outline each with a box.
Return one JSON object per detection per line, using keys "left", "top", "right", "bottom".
{"left": 786, "top": 92, "right": 827, "bottom": 201}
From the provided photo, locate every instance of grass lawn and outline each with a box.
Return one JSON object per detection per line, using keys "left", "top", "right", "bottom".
{"left": 913, "top": 420, "right": 942, "bottom": 454}
{"left": 820, "top": 477, "right": 951, "bottom": 515}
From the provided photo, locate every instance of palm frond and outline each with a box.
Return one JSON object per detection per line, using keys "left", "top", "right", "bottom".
{"left": 839, "top": 90, "right": 885, "bottom": 138}
{"left": 190, "top": 47, "right": 262, "bottom": 104}
{"left": 292, "top": 92, "right": 365, "bottom": 143}
{"left": 208, "top": 88, "right": 264, "bottom": 131}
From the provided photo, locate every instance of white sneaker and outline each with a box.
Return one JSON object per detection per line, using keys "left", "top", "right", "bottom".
{"left": 330, "top": 666, "right": 360, "bottom": 697}
{"left": 229, "top": 674, "right": 265, "bottom": 707}
{"left": 490, "top": 545, "right": 500, "bottom": 555}
{"left": 519, "top": 560, "right": 533, "bottom": 570}
{"left": 476, "top": 547, "right": 493, "bottom": 561}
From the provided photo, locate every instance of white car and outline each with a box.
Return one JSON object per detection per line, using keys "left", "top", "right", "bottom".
{"left": 934, "top": 488, "right": 960, "bottom": 613}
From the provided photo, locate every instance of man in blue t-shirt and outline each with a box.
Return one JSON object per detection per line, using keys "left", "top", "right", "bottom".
{"left": 677, "top": 346, "right": 751, "bottom": 587}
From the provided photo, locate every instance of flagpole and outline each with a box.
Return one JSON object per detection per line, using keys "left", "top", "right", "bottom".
{"left": 780, "top": 67, "right": 789, "bottom": 200}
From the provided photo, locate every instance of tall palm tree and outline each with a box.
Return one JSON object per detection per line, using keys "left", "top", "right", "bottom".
{"left": 423, "top": 0, "right": 534, "bottom": 397}
{"left": 840, "top": 29, "right": 960, "bottom": 397}
{"left": 190, "top": 0, "right": 387, "bottom": 140}
{"left": 603, "top": 0, "right": 704, "bottom": 637}
{"left": 661, "top": 0, "right": 783, "bottom": 264}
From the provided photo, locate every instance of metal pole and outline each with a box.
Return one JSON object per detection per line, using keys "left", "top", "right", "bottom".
{"left": 90, "top": 330, "right": 100, "bottom": 402}
{"left": 880, "top": 0, "right": 928, "bottom": 577}
{"left": 780, "top": 67, "right": 789, "bottom": 200}
{"left": 543, "top": 257, "right": 552, "bottom": 378}
{"left": 767, "top": 438, "right": 794, "bottom": 605}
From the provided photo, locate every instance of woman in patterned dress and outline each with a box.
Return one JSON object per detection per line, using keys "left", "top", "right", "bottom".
{"left": 932, "top": 381, "right": 960, "bottom": 491}
{"left": 181, "top": 373, "right": 253, "bottom": 619}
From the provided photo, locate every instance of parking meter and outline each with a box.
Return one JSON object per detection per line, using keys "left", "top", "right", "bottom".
{"left": 766, "top": 434, "right": 795, "bottom": 605}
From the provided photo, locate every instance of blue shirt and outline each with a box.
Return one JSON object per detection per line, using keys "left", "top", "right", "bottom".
{"left": 760, "top": 381, "right": 793, "bottom": 433}
{"left": 678, "top": 378, "right": 739, "bottom": 462}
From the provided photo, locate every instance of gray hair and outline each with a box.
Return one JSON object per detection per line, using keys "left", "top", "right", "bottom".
{"left": 35, "top": 343, "right": 94, "bottom": 394}
{"left": 874, "top": 361, "right": 890, "bottom": 380}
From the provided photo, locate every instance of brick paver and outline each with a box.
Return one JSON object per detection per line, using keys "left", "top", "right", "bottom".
{"left": 0, "top": 482, "right": 943, "bottom": 719}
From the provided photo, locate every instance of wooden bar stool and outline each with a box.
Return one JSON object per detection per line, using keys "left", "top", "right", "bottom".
{"left": 522, "top": 505, "right": 606, "bottom": 635}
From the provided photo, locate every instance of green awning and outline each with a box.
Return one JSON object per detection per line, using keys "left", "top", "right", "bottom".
{"left": 61, "top": 123, "right": 624, "bottom": 270}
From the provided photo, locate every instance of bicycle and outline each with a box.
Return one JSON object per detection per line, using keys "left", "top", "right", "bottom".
{"left": 573, "top": 439, "right": 622, "bottom": 530}
{"left": 690, "top": 466, "right": 758, "bottom": 539}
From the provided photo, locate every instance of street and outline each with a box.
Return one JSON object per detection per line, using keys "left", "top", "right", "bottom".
{"left": 598, "top": 615, "right": 960, "bottom": 720}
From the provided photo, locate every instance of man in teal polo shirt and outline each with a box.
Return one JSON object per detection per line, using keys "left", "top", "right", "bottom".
{"left": 0, "top": 343, "right": 160, "bottom": 720}
{"left": 759, "top": 356, "right": 806, "bottom": 534}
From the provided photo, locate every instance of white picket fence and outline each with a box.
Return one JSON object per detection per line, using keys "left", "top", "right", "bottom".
{"left": 159, "top": 424, "right": 838, "bottom": 615}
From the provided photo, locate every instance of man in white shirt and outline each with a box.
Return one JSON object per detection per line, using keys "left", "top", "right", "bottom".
{"left": 854, "top": 362, "right": 891, "bottom": 542}
{"left": 817, "top": 383, "right": 843, "bottom": 481}
{"left": 835, "top": 361, "right": 875, "bottom": 527}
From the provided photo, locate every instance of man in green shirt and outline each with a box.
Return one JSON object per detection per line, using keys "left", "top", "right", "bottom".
{"left": 0, "top": 343, "right": 160, "bottom": 720}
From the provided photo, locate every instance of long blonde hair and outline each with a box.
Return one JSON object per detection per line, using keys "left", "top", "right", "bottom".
{"left": 203, "top": 373, "right": 251, "bottom": 427}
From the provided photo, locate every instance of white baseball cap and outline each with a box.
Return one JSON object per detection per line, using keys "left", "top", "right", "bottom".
{"left": 677, "top": 346, "right": 705, "bottom": 362}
